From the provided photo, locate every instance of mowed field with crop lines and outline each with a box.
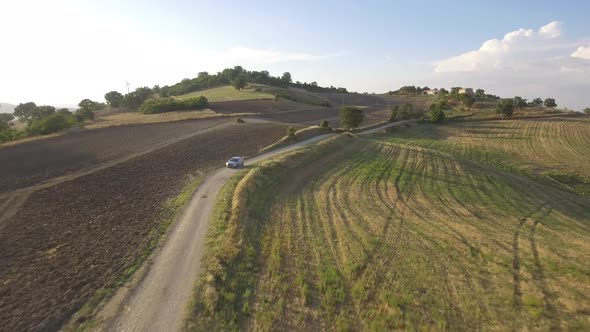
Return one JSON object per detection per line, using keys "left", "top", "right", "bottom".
{"left": 376, "top": 115, "right": 590, "bottom": 194}
{"left": 187, "top": 128, "right": 590, "bottom": 330}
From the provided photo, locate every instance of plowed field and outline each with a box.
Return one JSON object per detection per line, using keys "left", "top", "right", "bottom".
{"left": 0, "top": 122, "right": 289, "bottom": 331}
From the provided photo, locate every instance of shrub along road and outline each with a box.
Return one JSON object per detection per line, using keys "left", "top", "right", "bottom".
{"left": 104, "top": 121, "right": 410, "bottom": 332}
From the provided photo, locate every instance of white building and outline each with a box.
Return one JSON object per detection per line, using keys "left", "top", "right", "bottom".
{"left": 459, "top": 88, "right": 474, "bottom": 96}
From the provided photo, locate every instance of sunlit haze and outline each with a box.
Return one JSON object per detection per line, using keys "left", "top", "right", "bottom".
{"left": 1, "top": 0, "right": 589, "bottom": 109}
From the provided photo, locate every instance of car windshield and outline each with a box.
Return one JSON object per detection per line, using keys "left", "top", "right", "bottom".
{"left": 230, "top": 158, "right": 240, "bottom": 161}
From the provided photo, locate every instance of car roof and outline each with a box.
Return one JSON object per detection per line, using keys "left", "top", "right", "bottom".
{"left": 230, "top": 156, "right": 241, "bottom": 159}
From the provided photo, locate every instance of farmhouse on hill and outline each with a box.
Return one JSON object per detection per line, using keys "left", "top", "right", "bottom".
{"left": 422, "top": 88, "right": 439, "bottom": 95}
{"left": 459, "top": 88, "right": 474, "bottom": 96}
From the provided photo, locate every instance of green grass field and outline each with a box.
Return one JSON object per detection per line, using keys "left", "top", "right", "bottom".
{"left": 176, "top": 85, "right": 273, "bottom": 102}
{"left": 185, "top": 116, "right": 590, "bottom": 331}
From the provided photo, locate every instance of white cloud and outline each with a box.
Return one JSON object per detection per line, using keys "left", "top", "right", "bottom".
{"left": 430, "top": 21, "right": 590, "bottom": 110}
{"left": 539, "top": 21, "right": 562, "bottom": 38}
{"left": 571, "top": 46, "right": 590, "bottom": 59}
{"left": 435, "top": 21, "right": 564, "bottom": 72}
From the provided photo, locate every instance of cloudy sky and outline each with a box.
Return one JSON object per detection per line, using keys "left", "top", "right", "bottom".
{"left": 1, "top": 0, "right": 589, "bottom": 110}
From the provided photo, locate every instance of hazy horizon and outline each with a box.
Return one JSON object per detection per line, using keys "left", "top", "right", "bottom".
{"left": 1, "top": 0, "right": 589, "bottom": 110}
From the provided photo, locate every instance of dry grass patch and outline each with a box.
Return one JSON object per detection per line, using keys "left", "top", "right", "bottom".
{"left": 86, "top": 109, "right": 240, "bottom": 129}
{"left": 185, "top": 131, "right": 590, "bottom": 330}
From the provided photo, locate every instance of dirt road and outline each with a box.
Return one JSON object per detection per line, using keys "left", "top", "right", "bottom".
{"left": 104, "top": 121, "right": 410, "bottom": 332}
{"left": 106, "top": 133, "right": 334, "bottom": 332}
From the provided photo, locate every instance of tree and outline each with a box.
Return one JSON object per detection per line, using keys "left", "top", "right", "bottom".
{"left": 231, "top": 76, "right": 247, "bottom": 90}
{"left": 583, "top": 107, "right": 590, "bottom": 115}
{"left": 430, "top": 106, "right": 446, "bottom": 123}
{"left": 104, "top": 91, "right": 124, "bottom": 107}
{"left": 389, "top": 106, "right": 398, "bottom": 122}
{"left": 78, "top": 99, "right": 101, "bottom": 112}
{"left": 513, "top": 96, "right": 527, "bottom": 108}
{"left": 76, "top": 108, "right": 95, "bottom": 121}
{"left": 439, "top": 88, "right": 449, "bottom": 95}
{"left": 544, "top": 98, "right": 557, "bottom": 108}
{"left": 121, "top": 87, "right": 152, "bottom": 109}
{"left": 287, "top": 126, "right": 297, "bottom": 137}
{"left": 281, "top": 72, "right": 292, "bottom": 84}
{"left": 13, "top": 102, "right": 38, "bottom": 122}
{"left": 496, "top": 99, "right": 514, "bottom": 118}
{"left": 450, "top": 87, "right": 462, "bottom": 95}
{"left": 56, "top": 108, "right": 71, "bottom": 115}
{"left": 339, "top": 106, "right": 364, "bottom": 130}
{"left": 36, "top": 105, "right": 56, "bottom": 119}
{"left": 532, "top": 98, "right": 543, "bottom": 106}
{"left": 475, "top": 89, "right": 485, "bottom": 99}
{"left": 460, "top": 94, "right": 476, "bottom": 107}
{"left": 133, "top": 87, "right": 153, "bottom": 101}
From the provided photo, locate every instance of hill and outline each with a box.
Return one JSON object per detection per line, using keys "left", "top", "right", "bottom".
{"left": 186, "top": 115, "right": 590, "bottom": 330}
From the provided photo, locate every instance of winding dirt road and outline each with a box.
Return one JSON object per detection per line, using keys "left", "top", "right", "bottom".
{"left": 103, "top": 121, "right": 408, "bottom": 332}
{"left": 105, "top": 133, "right": 334, "bottom": 332}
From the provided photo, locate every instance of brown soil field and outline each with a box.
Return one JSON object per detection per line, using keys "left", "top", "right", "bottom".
{"left": 0, "top": 122, "right": 289, "bottom": 331}
{"left": 0, "top": 117, "right": 230, "bottom": 193}
{"left": 252, "top": 106, "right": 390, "bottom": 128}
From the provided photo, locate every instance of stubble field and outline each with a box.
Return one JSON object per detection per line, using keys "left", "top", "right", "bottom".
{"left": 187, "top": 118, "right": 590, "bottom": 331}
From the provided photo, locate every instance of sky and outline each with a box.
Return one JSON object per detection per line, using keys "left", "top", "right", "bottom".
{"left": 1, "top": 0, "right": 589, "bottom": 110}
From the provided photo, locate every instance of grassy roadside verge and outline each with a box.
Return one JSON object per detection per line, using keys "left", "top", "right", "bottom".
{"left": 260, "top": 125, "right": 333, "bottom": 153}
{"left": 63, "top": 174, "right": 206, "bottom": 331}
{"left": 183, "top": 135, "right": 353, "bottom": 331}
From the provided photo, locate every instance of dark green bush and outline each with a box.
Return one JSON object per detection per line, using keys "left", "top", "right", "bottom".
{"left": 0, "top": 127, "right": 26, "bottom": 143}
{"left": 26, "top": 113, "right": 77, "bottom": 135}
{"left": 287, "top": 126, "right": 297, "bottom": 137}
{"left": 429, "top": 108, "right": 446, "bottom": 123}
{"left": 139, "top": 96, "right": 208, "bottom": 114}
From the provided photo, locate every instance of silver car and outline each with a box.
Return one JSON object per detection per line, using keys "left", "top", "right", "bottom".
{"left": 226, "top": 156, "right": 244, "bottom": 168}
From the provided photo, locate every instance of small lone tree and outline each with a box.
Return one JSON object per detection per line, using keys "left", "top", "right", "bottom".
{"left": 544, "top": 98, "right": 557, "bottom": 108}
{"left": 389, "top": 106, "right": 399, "bottom": 122}
{"left": 287, "top": 126, "right": 297, "bottom": 137}
{"left": 231, "top": 76, "right": 247, "bottom": 90}
{"left": 281, "top": 72, "right": 292, "bottom": 84}
{"left": 339, "top": 106, "right": 364, "bottom": 130}
{"left": 429, "top": 104, "right": 446, "bottom": 123}
{"left": 583, "top": 107, "right": 590, "bottom": 115}
{"left": 513, "top": 96, "right": 527, "bottom": 108}
{"left": 532, "top": 98, "right": 543, "bottom": 106}
{"left": 320, "top": 120, "right": 330, "bottom": 128}
{"left": 78, "top": 99, "right": 101, "bottom": 112}
{"left": 13, "top": 102, "right": 38, "bottom": 122}
{"left": 105, "top": 91, "right": 124, "bottom": 107}
{"left": 460, "top": 94, "right": 476, "bottom": 107}
{"left": 496, "top": 99, "right": 514, "bottom": 118}
{"left": 475, "top": 88, "right": 485, "bottom": 99}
